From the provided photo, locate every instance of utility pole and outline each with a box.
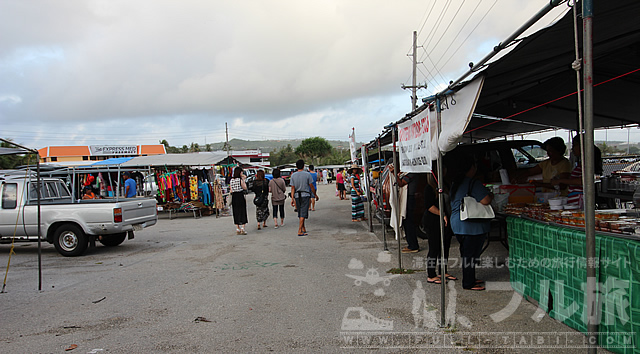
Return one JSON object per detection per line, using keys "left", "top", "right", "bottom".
{"left": 401, "top": 31, "right": 427, "bottom": 111}
{"left": 225, "top": 122, "right": 230, "bottom": 159}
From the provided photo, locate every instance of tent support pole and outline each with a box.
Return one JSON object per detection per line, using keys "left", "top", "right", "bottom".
{"left": 435, "top": 96, "right": 447, "bottom": 327}
{"left": 36, "top": 155, "right": 42, "bottom": 291}
{"left": 582, "top": 0, "right": 597, "bottom": 350}
{"left": 363, "top": 146, "right": 373, "bottom": 233}
{"left": 378, "top": 139, "right": 388, "bottom": 251}
{"left": 392, "top": 126, "right": 402, "bottom": 270}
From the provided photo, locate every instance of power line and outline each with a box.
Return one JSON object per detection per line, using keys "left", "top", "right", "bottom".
{"left": 435, "top": 0, "right": 499, "bottom": 83}
{"left": 426, "top": 0, "right": 467, "bottom": 54}
{"left": 432, "top": 0, "right": 485, "bottom": 70}
{"left": 419, "top": 0, "right": 453, "bottom": 57}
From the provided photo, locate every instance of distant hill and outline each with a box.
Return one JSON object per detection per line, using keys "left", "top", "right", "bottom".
{"left": 207, "top": 138, "right": 360, "bottom": 152}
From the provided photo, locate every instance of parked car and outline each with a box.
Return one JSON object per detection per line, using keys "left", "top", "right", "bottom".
{"left": 279, "top": 168, "right": 296, "bottom": 186}
{"left": 0, "top": 175, "right": 158, "bottom": 256}
{"left": 448, "top": 139, "right": 545, "bottom": 183}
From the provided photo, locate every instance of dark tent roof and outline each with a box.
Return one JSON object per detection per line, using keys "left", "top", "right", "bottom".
{"left": 462, "top": 0, "right": 640, "bottom": 141}
{"left": 0, "top": 147, "right": 31, "bottom": 155}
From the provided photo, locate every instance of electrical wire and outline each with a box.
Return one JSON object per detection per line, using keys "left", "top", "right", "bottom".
{"left": 435, "top": 0, "right": 499, "bottom": 85}
{"left": 432, "top": 0, "right": 484, "bottom": 70}
{"left": 425, "top": 0, "right": 467, "bottom": 54}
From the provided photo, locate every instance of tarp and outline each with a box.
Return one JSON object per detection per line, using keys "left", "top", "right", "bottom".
{"left": 463, "top": 0, "right": 640, "bottom": 141}
{"left": 91, "top": 157, "right": 133, "bottom": 166}
{"left": 120, "top": 152, "right": 233, "bottom": 167}
{"left": 0, "top": 147, "right": 31, "bottom": 155}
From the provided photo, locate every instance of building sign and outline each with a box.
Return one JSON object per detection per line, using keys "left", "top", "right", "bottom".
{"left": 90, "top": 145, "right": 138, "bottom": 156}
{"left": 398, "top": 110, "right": 432, "bottom": 173}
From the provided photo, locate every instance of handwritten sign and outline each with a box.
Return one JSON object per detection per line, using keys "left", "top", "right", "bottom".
{"left": 398, "top": 110, "right": 431, "bottom": 173}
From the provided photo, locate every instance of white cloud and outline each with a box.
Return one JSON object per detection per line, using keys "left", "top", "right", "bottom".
{"left": 0, "top": 0, "right": 575, "bottom": 148}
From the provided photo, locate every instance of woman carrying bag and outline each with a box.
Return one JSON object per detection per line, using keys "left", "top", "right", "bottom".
{"left": 252, "top": 170, "right": 270, "bottom": 230}
{"left": 269, "top": 168, "right": 287, "bottom": 228}
{"left": 446, "top": 152, "right": 493, "bottom": 291}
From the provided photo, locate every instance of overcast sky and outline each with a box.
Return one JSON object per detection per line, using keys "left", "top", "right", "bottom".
{"left": 2, "top": 0, "right": 632, "bottom": 149}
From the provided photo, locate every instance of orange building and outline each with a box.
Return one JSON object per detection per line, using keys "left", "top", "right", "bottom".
{"left": 38, "top": 145, "right": 166, "bottom": 165}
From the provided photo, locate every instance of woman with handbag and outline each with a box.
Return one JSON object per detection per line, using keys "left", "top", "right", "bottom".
{"left": 230, "top": 167, "right": 248, "bottom": 235}
{"left": 252, "top": 170, "right": 270, "bottom": 230}
{"left": 446, "top": 152, "right": 493, "bottom": 291}
{"left": 269, "top": 168, "right": 287, "bottom": 228}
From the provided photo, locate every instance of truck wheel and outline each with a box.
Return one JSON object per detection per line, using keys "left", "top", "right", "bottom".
{"left": 99, "top": 233, "right": 127, "bottom": 247}
{"left": 53, "top": 224, "right": 88, "bottom": 257}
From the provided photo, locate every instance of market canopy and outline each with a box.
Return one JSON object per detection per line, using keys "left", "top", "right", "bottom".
{"left": 91, "top": 157, "right": 133, "bottom": 166}
{"left": 0, "top": 147, "right": 32, "bottom": 155}
{"left": 120, "top": 152, "right": 237, "bottom": 167}
{"left": 463, "top": 0, "right": 640, "bottom": 141}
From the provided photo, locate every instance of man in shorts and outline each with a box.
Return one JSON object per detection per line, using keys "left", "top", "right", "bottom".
{"left": 290, "top": 159, "right": 319, "bottom": 237}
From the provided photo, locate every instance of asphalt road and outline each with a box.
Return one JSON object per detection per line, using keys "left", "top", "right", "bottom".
{"left": 0, "top": 183, "right": 613, "bottom": 353}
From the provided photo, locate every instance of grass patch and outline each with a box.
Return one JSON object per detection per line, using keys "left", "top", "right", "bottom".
{"left": 386, "top": 268, "right": 422, "bottom": 274}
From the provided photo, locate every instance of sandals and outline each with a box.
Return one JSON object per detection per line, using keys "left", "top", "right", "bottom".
{"left": 464, "top": 285, "right": 485, "bottom": 291}
{"left": 445, "top": 274, "right": 458, "bottom": 281}
{"left": 427, "top": 277, "right": 442, "bottom": 284}
{"left": 401, "top": 247, "right": 419, "bottom": 253}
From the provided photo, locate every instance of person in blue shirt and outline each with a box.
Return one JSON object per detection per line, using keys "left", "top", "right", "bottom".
{"left": 309, "top": 165, "right": 318, "bottom": 211}
{"left": 123, "top": 172, "right": 137, "bottom": 198}
{"left": 446, "top": 151, "right": 493, "bottom": 291}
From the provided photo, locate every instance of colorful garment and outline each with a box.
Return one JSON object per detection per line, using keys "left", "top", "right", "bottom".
{"left": 190, "top": 175, "right": 198, "bottom": 201}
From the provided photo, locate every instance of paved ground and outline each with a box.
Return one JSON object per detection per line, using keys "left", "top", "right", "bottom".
{"left": 0, "top": 183, "right": 614, "bottom": 353}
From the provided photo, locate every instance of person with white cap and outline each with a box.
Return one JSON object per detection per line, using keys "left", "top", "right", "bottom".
{"left": 348, "top": 163, "right": 367, "bottom": 222}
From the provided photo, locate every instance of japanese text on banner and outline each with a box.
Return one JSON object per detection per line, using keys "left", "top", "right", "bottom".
{"left": 398, "top": 111, "right": 432, "bottom": 173}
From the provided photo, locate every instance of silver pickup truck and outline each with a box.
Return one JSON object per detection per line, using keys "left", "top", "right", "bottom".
{"left": 0, "top": 176, "right": 157, "bottom": 256}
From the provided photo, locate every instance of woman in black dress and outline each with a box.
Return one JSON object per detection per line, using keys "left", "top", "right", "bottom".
{"left": 229, "top": 167, "right": 248, "bottom": 235}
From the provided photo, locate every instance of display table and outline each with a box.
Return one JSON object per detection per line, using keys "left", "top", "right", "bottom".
{"left": 507, "top": 216, "right": 640, "bottom": 353}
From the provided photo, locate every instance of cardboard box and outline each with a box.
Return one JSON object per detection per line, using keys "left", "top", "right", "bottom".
{"left": 499, "top": 184, "right": 536, "bottom": 204}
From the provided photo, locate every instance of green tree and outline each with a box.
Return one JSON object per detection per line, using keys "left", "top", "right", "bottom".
{"left": 320, "top": 148, "right": 350, "bottom": 165}
{"left": 270, "top": 144, "right": 297, "bottom": 166}
{"left": 598, "top": 142, "right": 621, "bottom": 156}
{"left": 190, "top": 143, "right": 201, "bottom": 152}
{"left": 295, "top": 137, "right": 332, "bottom": 164}
{"left": 0, "top": 140, "right": 31, "bottom": 169}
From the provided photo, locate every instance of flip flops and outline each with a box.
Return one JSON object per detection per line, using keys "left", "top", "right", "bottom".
{"left": 464, "top": 285, "right": 486, "bottom": 291}
{"left": 427, "top": 278, "right": 442, "bottom": 284}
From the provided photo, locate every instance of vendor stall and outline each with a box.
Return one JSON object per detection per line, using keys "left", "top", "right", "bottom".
{"left": 121, "top": 152, "right": 240, "bottom": 218}
{"left": 506, "top": 212, "right": 640, "bottom": 353}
